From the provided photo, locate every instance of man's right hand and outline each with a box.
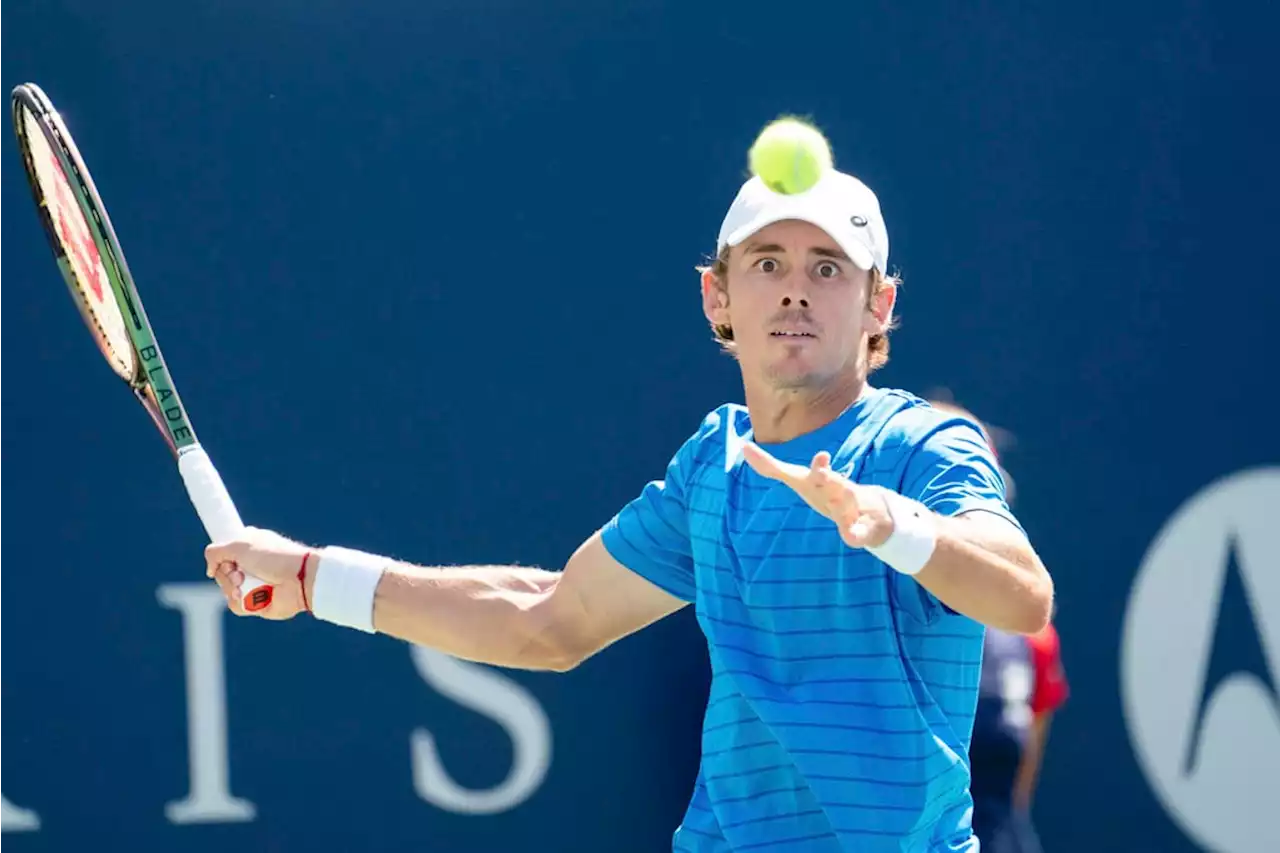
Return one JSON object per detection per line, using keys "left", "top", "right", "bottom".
{"left": 205, "top": 527, "right": 313, "bottom": 620}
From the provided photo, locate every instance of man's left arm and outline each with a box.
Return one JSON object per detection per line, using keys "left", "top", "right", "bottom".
{"left": 742, "top": 422, "right": 1054, "bottom": 634}
{"left": 884, "top": 423, "right": 1053, "bottom": 634}
{"left": 907, "top": 508, "right": 1052, "bottom": 633}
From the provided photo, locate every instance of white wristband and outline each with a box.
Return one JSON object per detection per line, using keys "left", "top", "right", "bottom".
{"left": 311, "top": 546, "right": 388, "bottom": 633}
{"left": 867, "top": 491, "right": 938, "bottom": 576}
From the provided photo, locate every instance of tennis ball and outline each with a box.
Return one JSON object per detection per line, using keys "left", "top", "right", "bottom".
{"left": 748, "top": 117, "right": 833, "bottom": 195}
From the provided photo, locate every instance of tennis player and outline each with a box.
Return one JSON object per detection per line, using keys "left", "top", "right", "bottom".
{"left": 207, "top": 166, "right": 1054, "bottom": 852}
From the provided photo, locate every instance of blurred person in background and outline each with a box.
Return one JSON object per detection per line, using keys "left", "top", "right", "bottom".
{"left": 929, "top": 396, "right": 1070, "bottom": 853}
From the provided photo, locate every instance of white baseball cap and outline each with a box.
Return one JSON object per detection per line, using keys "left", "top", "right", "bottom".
{"left": 716, "top": 169, "right": 889, "bottom": 273}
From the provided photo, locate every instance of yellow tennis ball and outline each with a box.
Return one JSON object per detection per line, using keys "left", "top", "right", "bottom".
{"left": 748, "top": 118, "right": 833, "bottom": 195}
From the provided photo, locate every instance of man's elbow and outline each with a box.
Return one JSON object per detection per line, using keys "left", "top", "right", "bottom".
{"left": 1007, "top": 562, "right": 1054, "bottom": 635}
{"left": 508, "top": 630, "right": 586, "bottom": 672}
{"left": 530, "top": 632, "right": 607, "bottom": 672}
{"left": 533, "top": 628, "right": 592, "bottom": 672}
{"left": 1007, "top": 591, "right": 1053, "bottom": 635}
{"left": 542, "top": 649, "right": 588, "bottom": 673}
{"left": 517, "top": 586, "right": 598, "bottom": 673}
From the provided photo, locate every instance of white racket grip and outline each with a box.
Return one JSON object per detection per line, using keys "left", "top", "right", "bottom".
{"left": 177, "top": 445, "right": 274, "bottom": 612}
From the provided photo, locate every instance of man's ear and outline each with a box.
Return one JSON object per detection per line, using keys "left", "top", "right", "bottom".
{"left": 702, "top": 267, "right": 730, "bottom": 329}
{"left": 866, "top": 275, "right": 897, "bottom": 334}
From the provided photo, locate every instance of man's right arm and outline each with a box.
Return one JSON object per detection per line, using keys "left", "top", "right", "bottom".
{"left": 208, "top": 424, "right": 707, "bottom": 671}
{"left": 343, "top": 531, "right": 687, "bottom": 672}
{"left": 345, "top": 441, "right": 702, "bottom": 670}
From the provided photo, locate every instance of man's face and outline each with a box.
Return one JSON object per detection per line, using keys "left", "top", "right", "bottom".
{"left": 702, "top": 219, "right": 895, "bottom": 390}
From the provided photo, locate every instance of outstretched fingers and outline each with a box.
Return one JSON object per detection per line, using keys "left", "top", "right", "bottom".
{"left": 743, "top": 443, "right": 801, "bottom": 484}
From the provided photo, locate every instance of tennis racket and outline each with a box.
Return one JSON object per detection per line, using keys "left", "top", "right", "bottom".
{"left": 11, "top": 82, "right": 273, "bottom": 612}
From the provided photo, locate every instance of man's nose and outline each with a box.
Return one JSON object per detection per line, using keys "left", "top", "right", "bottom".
{"left": 780, "top": 268, "right": 811, "bottom": 308}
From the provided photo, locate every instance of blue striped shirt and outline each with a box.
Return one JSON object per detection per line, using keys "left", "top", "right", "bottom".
{"left": 601, "top": 388, "right": 1020, "bottom": 852}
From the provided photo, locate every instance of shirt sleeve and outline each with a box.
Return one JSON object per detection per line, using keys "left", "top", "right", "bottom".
{"left": 900, "top": 421, "right": 1022, "bottom": 531}
{"left": 600, "top": 439, "right": 698, "bottom": 603}
{"left": 1029, "top": 622, "right": 1070, "bottom": 714}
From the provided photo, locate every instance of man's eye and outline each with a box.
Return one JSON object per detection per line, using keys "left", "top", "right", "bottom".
{"left": 816, "top": 261, "right": 840, "bottom": 278}
{"left": 756, "top": 258, "right": 779, "bottom": 273}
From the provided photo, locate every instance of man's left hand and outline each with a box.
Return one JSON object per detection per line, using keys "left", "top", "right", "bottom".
{"left": 741, "top": 444, "right": 896, "bottom": 549}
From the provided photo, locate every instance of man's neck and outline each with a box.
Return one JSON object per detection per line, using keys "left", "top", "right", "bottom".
{"left": 744, "top": 372, "right": 869, "bottom": 444}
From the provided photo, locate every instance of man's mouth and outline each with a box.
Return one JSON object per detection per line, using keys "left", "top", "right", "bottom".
{"left": 770, "top": 330, "right": 817, "bottom": 339}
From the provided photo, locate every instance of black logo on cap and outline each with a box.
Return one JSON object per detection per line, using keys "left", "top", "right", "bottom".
{"left": 851, "top": 215, "right": 868, "bottom": 227}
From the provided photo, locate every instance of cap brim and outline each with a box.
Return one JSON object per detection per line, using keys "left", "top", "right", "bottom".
{"left": 724, "top": 207, "right": 876, "bottom": 272}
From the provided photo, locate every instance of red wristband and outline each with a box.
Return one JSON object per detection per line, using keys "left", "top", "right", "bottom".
{"left": 297, "top": 552, "right": 313, "bottom": 612}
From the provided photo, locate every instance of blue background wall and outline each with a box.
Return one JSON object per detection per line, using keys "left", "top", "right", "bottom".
{"left": 3, "top": 2, "right": 1276, "bottom": 851}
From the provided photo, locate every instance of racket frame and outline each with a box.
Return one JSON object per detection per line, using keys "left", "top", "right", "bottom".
{"left": 12, "top": 83, "right": 200, "bottom": 458}
{"left": 10, "top": 83, "right": 274, "bottom": 612}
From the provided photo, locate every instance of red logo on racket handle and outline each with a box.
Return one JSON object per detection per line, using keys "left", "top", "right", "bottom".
{"left": 244, "top": 587, "right": 274, "bottom": 612}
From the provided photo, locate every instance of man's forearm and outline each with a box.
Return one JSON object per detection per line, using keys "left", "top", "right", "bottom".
{"left": 305, "top": 563, "right": 577, "bottom": 671}
{"left": 912, "top": 512, "right": 1053, "bottom": 634}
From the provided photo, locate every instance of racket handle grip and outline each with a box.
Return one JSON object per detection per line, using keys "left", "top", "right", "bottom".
{"left": 177, "top": 445, "right": 274, "bottom": 612}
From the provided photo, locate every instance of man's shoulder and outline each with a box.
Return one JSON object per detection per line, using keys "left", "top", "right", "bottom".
{"left": 695, "top": 402, "right": 747, "bottom": 436}
{"left": 866, "top": 388, "right": 989, "bottom": 451}
{"left": 680, "top": 403, "right": 748, "bottom": 451}
{"left": 665, "top": 403, "right": 747, "bottom": 480}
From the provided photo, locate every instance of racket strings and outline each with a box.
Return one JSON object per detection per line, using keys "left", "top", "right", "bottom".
{"left": 18, "top": 105, "right": 136, "bottom": 379}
